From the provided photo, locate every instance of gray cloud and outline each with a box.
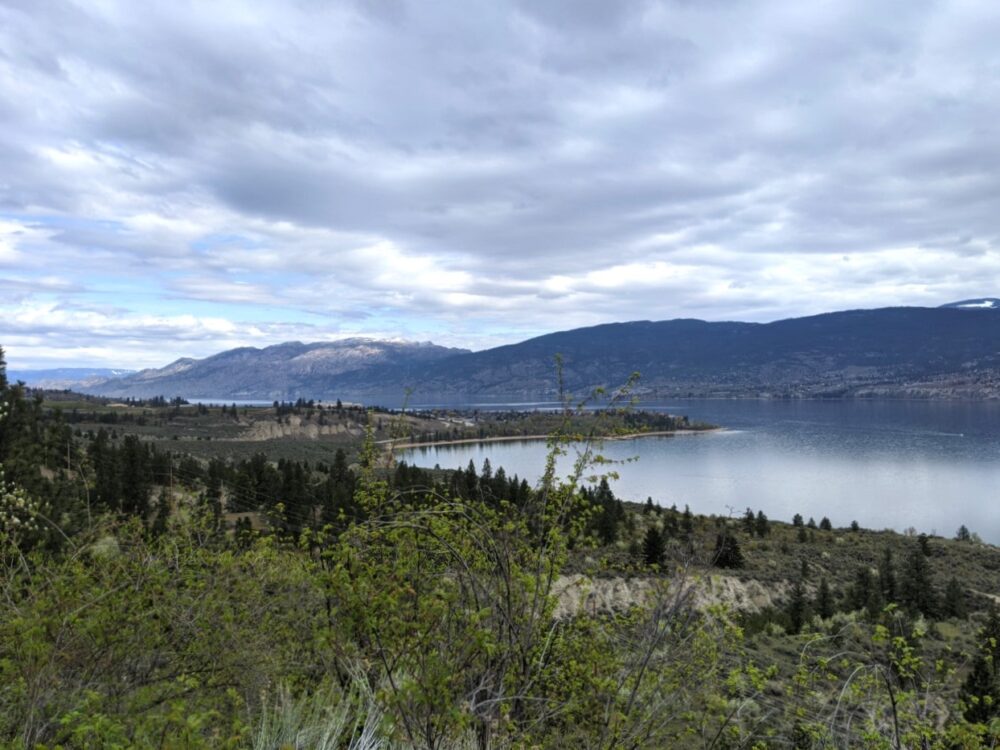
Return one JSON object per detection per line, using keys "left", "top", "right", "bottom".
{"left": 2, "top": 0, "right": 1000, "bottom": 367}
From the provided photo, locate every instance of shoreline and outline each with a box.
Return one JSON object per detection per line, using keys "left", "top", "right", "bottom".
{"left": 386, "top": 427, "right": 724, "bottom": 452}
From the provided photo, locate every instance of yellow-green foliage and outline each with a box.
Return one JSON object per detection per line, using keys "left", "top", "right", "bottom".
{"left": 5, "top": 367, "right": 1000, "bottom": 748}
{"left": 0, "top": 518, "right": 319, "bottom": 748}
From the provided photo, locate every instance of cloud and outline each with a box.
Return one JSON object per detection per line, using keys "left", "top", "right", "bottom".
{"left": 1, "top": 0, "right": 999, "bottom": 367}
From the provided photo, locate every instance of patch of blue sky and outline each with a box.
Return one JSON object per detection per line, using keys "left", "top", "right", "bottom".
{"left": 1, "top": 212, "right": 122, "bottom": 232}
{"left": 190, "top": 233, "right": 265, "bottom": 253}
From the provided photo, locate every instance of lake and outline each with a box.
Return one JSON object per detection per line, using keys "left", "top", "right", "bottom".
{"left": 398, "top": 399, "right": 1000, "bottom": 543}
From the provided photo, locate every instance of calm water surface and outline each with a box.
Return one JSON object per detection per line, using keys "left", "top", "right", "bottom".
{"left": 398, "top": 400, "right": 1000, "bottom": 543}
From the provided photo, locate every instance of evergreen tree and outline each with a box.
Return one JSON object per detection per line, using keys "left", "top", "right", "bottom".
{"left": 792, "top": 513, "right": 803, "bottom": 527}
{"left": 463, "top": 459, "right": 479, "bottom": 498}
{"left": 816, "top": 577, "right": 834, "bottom": 619}
{"left": 819, "top": 517, "right": 832, "bottom": 531}
{"left": 917, "top": 533, "right": 932, "bottom": 556}
{"left": 742, "top": 507, "right": 755, "bottom": 535}
{"left": 120, "top": 434, "right": 152, "bottom": 517}
{"left": 899, "top": 541, "right": 937, "bottom": 617}
{"left": 591, "top": 478, "right": 622, "bottom": 546}
{"left": 206, "top": 458, "right": 224, "bottom": 506}
{"left": 89, "top": 429, "right": 122, "bottom": 510}
{"left": 787, "top": 577, "right": 809, "bottom": 634}
{"left": 150, "top": 488, "right": 170, "bottom": 537}
{"left": 982, "top": 604, "right": 1000, "bottom": 676}
{"left": 754, "top": 510, "right": 770, "bottom": 538}
{"left": 956, "top": 524, "right": 972, "bottom": 542}
{"left": 849, "top": 566, "right": 880, "bottom": 616}
{"left": 878, "top": 547, "right": 896, "bottom": 604}
{"left": 642, "top": 525, "right": 666, "bottom": 568}
{"left": 662, "top": 508, "right": 678, "bottom": 538}
{"left": 961, "top": 654, "right": 1000, "bottom": 724}
{"left": 713, "top": 532, "right": 744, "bottom": 569}
{"left": 942, "top": 576, "right": 967, "bottom": 619}
{"left": 681, "top": 504, "right": 694, "bottom": 539}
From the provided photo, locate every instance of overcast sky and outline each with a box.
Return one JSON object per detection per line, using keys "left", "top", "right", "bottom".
{"left": 2, "top": 0, "right": 999, "bottom": 368}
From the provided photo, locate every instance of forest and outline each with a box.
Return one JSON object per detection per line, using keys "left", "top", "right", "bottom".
{"left": 4, "top": 347, "right": 1000, "bottom": 748}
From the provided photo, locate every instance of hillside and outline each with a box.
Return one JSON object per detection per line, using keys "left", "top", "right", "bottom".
{"left": 71, "top": 304, "right": 1000, "bottom": 400}
{"left": 6, "top": 373, "right": 1000, "bottom": 746}
{"left": 80, "top": 339, "right": 469, "bottom": 400}
{"left": 8, "top": 367, "right": 135, "bottom": 389}
{"left": 370, "top": 305, "right": 1000, "bottom": 399}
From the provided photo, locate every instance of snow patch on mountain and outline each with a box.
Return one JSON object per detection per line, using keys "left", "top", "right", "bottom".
{"left": 940, "top": 298, "right": 1000, "bottom": 309}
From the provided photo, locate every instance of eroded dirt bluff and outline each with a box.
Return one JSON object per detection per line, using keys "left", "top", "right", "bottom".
{"left": 239, "top": 415, "right": 366, "bottom": 441}
{"left": 553, "top": 573, "right": 793, "bottom": 618}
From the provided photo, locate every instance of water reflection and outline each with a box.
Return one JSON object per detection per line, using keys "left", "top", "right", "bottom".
{"left": 398, "top": 399, "right": 1000, "bottom": 543}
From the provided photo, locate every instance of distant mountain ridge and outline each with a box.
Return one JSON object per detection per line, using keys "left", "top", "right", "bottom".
{"left": 9, "top": 368, "right": 136, "bottom": 390}
{"left": 64, "top": 303, "right": 1000, "bottom": 400}
{"left": 81, "top": 339, "right": 470, "bottom": 400}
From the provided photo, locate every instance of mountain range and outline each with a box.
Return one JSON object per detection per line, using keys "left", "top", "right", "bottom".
{"left": 6, "top": 368, "right": 137, "bottom": 390}
{"left": 68, "top": 339, "right": 469, "bottom": 401}
{"left": 17, "top": 301, "right": 1000, "bottom": 401}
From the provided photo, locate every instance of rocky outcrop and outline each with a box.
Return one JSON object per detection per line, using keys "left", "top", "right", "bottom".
{"left": 553, "top": 573, "right": 792, "bottom": 618}
{"left": 238, "top": 415, "right": 365, "bottom": 441}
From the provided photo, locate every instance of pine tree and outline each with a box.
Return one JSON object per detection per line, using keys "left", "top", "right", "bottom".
{"left": 792, "top": 513, "right": 803, "bottom": 527}
{"left": 754, "top": 510, "right": 769, "bottom": 538}
{"left": 592, "top": 479, "right": 622, "bottom": 546}
{"left": 681, "top": 504, "right": 694, "bottom": 538}
{"left": 899, "top": 541, "right": 937, "bottom": 617}
{"left": 961, "top": 654, "right": 1000, "bottom": 723}
{"left": 849, "top": 566, "right": 878, "bottom": 615}
{"left": 150, "top": 488, "right": 171, "bottom": 537}
{"left": 662, "top": 508, "right": 678, "bottom": 538}
{"left": 918, "top": 533, "right": 932, "bottom": 556}
{"left": 642, "top": 525, "right": 666, "bottom": 568}
{"left": 819, "top": 517, "right": 832, "bottom": 531}
{"left": 787, "top": 577, "right": 809, "bottom": 634}
{"left": 742, "top": 507, "right": 755, "bottom": 535}
{"left": 816, "top": 577, "right": 834, "bottom": 619}
{"left": 120, "top": 434, "right": 152, "bottom": 517}
{"left": 713, "top": 532, "right": 744, "bottom": 569}
{"left": 982, "top": 604, "right": 1000, "bottom": 676}
{"left": 878, "top": 547, "right": 896, "bottom": 604}
{"left": 942, "top": 576, "right": 967, "bottom": 619}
